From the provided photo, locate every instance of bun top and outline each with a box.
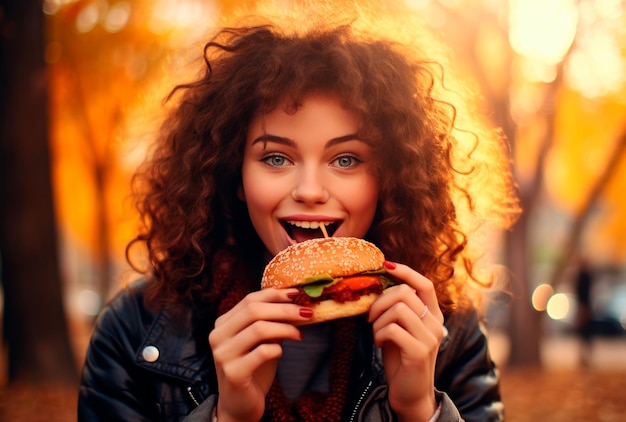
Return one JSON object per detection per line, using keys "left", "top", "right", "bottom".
{"left": 261, "top": 237, "right": 384, "bottom": 289}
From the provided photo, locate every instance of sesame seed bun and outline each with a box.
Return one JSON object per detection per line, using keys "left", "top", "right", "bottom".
{"left": 261, "top": 237, "right": 386, "bottom": 324}
{"left": 261, "top": 237, "right": 385, "bottom": 289}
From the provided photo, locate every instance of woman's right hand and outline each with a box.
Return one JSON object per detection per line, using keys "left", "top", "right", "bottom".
{"left": 208, "top": 288, "right": 311, "bottom": 422}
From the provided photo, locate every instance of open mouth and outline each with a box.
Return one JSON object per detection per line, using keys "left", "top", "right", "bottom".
{"left": 282, "top": 220, "right": 341, "bottom": 243}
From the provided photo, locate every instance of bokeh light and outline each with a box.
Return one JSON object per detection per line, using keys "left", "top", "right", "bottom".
{"left": 546, "top": 293, "right": 571, "bottom": 320}
{"left": 509, "top": 0, "right": 578, "bottom": 75}
{"left": 75, "top": 2, "right": 102, "bottom": 33}
{"left": 43, "top": 0, "right": 79, "bottom": 15}
{"left": 532, "top": 283, "right": 554, "bottom": 311}
{"left": 565, "top": 24, "right": 625, "bottom": 98}
{"left": 104, "top": 2, "right": 132, "bottom": 33}
{"left": 76, "top": 289, "right": 102, "bottom": 316}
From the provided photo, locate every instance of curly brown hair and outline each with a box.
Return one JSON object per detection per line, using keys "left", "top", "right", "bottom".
{"left": 128, "top": 3, "right": 520, "bottom": 314}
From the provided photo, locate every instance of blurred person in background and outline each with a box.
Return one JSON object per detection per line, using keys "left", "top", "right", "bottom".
{"left": 575, "top": 257, "right": 594, "bottom": 367}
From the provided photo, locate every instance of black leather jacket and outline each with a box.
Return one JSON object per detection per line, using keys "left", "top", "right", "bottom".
{"left": 78, "top": 280, "right": 503, "bottom": 421}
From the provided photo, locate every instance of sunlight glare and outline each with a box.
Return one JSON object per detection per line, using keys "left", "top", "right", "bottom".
{"left": 403, "top": 0, "right": 432, "bottom": 10}
{"left": 509, "top": 82, "right": 544, "bottom": 124}
{"left": 439, "top": 0, "right": 462, "bottom": 8}
{"left": 148, "top": 0, "right": 220, "bottom": 46}
{"left": 565, "top": 26, "right": 625, "bottom": 98}
{"left": 150, "top": 0, "right": 217, "bottom": 34}
{"left": 521, "top": 58, "right": 557, "bottom": 83}
{"left": 595, "top": 0, "right": 623, "bottom": 19}
{"left": 509, "top": 0, "right": 577, "bottom": 66}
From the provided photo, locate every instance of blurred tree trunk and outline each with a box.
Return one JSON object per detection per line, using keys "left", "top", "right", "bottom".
{"left": 0, "top": 0, "right": 78, "bottom": 383}
{"left": 495, "top": 96, "right": 542, "bottom": 367}
{"left": 504, "top": 198, "right": 542, "bottom": 366}
{"left": 443, "top": 8, "right": 544, "bottom": 366}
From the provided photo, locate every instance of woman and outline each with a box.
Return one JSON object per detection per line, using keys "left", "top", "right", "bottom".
{"left": 78, "top": 2, "right": 520, "bottom": 421}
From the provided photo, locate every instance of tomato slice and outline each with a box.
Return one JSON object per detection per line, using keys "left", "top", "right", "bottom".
{"left": 323, "top": 275, "right": 380, "bottom": 294}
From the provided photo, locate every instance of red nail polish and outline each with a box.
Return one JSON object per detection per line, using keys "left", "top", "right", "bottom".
{"left": 383, "top": 260, "right": 396, "bottom": 270}
{"left": 299, "top": 330, "right": 304, "bottom": 340}
{"left": 287, "top": 291, "right": 299, "bottom": 299}
{"left": 299, "top": 308, "right": 313, "bottom": 318}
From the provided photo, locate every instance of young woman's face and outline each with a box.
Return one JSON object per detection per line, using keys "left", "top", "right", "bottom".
{"left": 241, "top": 94, "right": 380, "bottom": 257}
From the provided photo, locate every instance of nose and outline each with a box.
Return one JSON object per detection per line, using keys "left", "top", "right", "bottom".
{"left": 291, "top": 166, "right": 330, "bottom": 204}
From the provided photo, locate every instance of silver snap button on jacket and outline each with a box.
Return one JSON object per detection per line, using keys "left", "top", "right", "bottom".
{"left": 142, "top": 345, "right": 159, "bottom": 362}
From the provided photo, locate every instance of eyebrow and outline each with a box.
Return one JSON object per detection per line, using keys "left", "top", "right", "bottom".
{"left": 250, "top": 133, "right": 362, "bottom": 148}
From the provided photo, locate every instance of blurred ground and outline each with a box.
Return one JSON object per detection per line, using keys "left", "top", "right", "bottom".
{"left": 1, "top": 322, "right": 625, "bottom": 421}
{"left": 501, "top": 367, "right": 626, "bottom": 421}
{"left": 1, "top": 367, "right": 625, "bottom": 421}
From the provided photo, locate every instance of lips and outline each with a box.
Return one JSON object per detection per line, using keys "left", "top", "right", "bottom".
{"left": 282, "top": 220, "right": 340, "bottom": 243}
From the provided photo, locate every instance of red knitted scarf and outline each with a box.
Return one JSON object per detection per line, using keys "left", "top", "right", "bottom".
{"left": 207, "top": 247, "right": 357, "bottom": 422}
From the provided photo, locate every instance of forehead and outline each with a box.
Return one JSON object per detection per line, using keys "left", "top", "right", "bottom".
{"left": 248, "top": 94, "right": 362, "bottom": 139}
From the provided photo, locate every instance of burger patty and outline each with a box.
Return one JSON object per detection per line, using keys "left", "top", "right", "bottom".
{"left": 292, "top": 283, "right": 383, "bottom": 307}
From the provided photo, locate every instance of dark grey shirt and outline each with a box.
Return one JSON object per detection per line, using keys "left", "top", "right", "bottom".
{"left": 276, "top": 322, "right": 333, "bottom": 400}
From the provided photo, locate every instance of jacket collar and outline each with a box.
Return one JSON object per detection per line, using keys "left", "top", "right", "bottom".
{"left": 135, "top": 306, "right": 211, "bottom": 384}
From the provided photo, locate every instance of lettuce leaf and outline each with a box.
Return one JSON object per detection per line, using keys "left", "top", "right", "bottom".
{"left": 299, "top": 268, "right": 395, "bottom": 298}
{"left": 302, "top": 277, "right": 342, "bottom": 298}
{"left": 379, "top": 274, "right": 396, "bottom": 289}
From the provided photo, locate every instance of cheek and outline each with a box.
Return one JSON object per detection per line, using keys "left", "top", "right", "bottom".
{"left": 242, "top": 180, "right": 264, "bottom": 212}
{"left": 340, "top": 175, "right": 379, "bottom": 223}
{"left": 241, "top": 171, "right": 281, "bottom": 218}
{"left": 356, "top": 183, "right": 379, "bottom": 219}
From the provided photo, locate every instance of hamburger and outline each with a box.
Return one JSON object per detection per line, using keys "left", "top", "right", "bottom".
{"left": 261, "top": 237, "right": 395, "bottom": 325}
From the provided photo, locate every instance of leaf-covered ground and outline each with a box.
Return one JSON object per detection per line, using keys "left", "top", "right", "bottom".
{"left": 500, "top": 368, "right": 626, "bottom": 421}
{"left": 1, "top": 367, "right": 625, "bottom": 421}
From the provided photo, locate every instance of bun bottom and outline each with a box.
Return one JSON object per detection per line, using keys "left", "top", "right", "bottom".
{"left": 295, "top": 293, "right": 379, "bottom": 326}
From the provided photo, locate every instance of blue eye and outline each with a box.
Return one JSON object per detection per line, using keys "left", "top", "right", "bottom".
{"left": 262, "top": 154, "right": 291, "bottom": 167}
{"left": 332, "top": 155, "right": 361, "bottom": 168}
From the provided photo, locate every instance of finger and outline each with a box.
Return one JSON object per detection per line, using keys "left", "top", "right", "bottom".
{"left": 370, "top": 283, "right": 445, "bottom": 346}
{"left": 371, "top": 299, "right": 424, "bottom": 339}
{"left": 212, "top": 320, "right": 301, "bottom": 364}
{"left": 372, "top": 300, "right": 441, "bottom": 348}
{"left": 215, "top": 289, "right": 310, "bottom": 337}
{"left": 219, "top": 342, "right": 284, "bottom": 385}
{"left": 373, "top": 322, "right": 430, "bottom": 360}
{"left": 215, "top": 288, "right": 299, "bottom": 327}
{"left": 382, "top": 262, "right": 443, "bottom": 322}
{"left": 368, "top": 284, "right": 424, "bottom": 323}
{"left": 210, "top": 301, "right": 309, "bottom": 346}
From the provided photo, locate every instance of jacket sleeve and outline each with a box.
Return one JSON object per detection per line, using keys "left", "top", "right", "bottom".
{"left": 434, "top": 308, "right": 504, "bottom": 422}
{"left": 78, "top": 287, "right": 160, "bottom": 422}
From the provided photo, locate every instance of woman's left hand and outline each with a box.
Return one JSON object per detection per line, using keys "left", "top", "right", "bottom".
{"left": 367, "top": 261, "right": 445, "bottom": 422}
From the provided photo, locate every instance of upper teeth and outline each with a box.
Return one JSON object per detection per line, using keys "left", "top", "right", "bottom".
{"left": 287, "top": 221, "right": 327, "bottom": 229}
